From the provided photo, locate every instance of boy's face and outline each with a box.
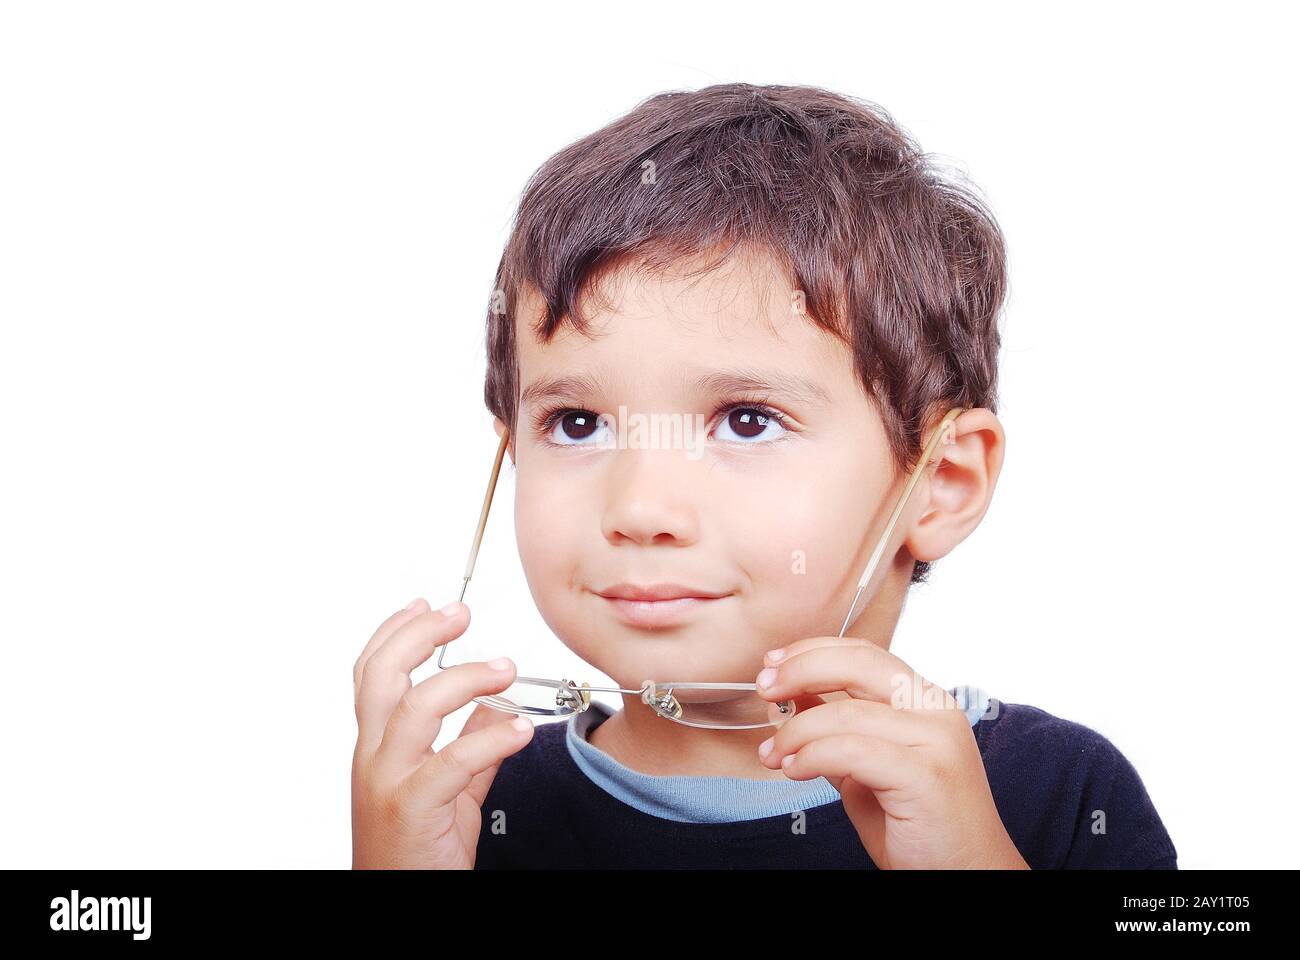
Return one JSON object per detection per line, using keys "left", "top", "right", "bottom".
{"left": 503, "top": 248, "right": 917, "bottom": 691}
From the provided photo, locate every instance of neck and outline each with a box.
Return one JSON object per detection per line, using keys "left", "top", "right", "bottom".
{"left": 587, "top": 694, "right": 793, "bottom": 778}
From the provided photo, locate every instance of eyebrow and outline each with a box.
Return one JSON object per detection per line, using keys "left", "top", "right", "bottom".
{"left": 519, "top": 368, "right": 832, "bottom": 408}
{"left": 519, "top": 372, "right": 611, "bottom": 408}
{"left": 692, "top": 368, "right": 832, "bottom": 406}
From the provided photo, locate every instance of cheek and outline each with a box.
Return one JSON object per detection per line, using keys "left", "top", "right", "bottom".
{"left": 729, "top": 457, "right": 890, "bottom": 636}
{"left": 512, "top": 472, "right": 596, "bottom": 646}
{"left": 514, "top": 476, "right": 580, "bottom": 589}
{"left": 731, "top": 492, "right": 845, "bottom": 629}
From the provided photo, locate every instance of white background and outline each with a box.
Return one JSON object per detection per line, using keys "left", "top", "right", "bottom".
{"left": 2, "top": 1, "right": 1295, "bottom": 869}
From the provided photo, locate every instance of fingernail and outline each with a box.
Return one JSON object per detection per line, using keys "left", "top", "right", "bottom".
{"left": 781, "top": 754, "right": 795, "bottom": 769}
{"left": 765, "top": 648, "right": 786, "bottom": 663}
{"left": 487, "top": 657, "right": 512, "bottom": 671}
{"left": 440, "top": 601, "right": 465, "bottom": 617}
{"left": 756, "top": 667, "right": 777, "bottom": 690}
{"left": 511, "top": 716, "right": 532, "bottom": 732}
{"left": 758, "top": 737, "right": 774, "bottom": 759}
{"left": 403, "top": 598, "right": 423, "bottom": 612}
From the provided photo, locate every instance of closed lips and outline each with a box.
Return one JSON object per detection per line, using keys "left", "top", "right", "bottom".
{"left": 596, "top": 583, "right": 730, "bottom": 601}
{"left": 595, "top": 583, "right": 731, "bottom": 628}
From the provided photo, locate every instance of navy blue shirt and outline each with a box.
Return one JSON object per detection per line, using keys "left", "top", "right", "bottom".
{"left": 474, "top": 694, "right": 1178, "bottom": 869}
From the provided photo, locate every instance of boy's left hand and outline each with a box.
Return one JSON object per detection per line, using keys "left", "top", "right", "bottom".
{"left": 755, "top": 637, "right": 1029, "bottom": 869}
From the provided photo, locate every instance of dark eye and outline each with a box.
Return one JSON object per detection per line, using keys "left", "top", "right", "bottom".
{"left": 547, "top": 409, "right": 607, "bottom": 445}
{"left": 715, "top": 407, "right": 787, "bottom": 443}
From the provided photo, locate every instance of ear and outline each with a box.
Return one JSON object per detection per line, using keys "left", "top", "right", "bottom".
{"left": 903, "top": 408, "right": 1006, "bottom": 566}
{"left": 493, "top": 416, "right": 516, "bottom": 465}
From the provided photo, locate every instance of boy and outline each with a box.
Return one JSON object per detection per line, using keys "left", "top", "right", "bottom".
{"left": 351, "top": 83, "right": 1177, "bottom": 870}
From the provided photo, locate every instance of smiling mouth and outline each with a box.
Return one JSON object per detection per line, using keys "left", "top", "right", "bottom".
{"left": 594, "top": 584, "right": 732, "bottom": 629}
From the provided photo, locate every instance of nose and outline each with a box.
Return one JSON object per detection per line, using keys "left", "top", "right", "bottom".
{"left": 600, "top": 447, "right": 701, "bottom": 548}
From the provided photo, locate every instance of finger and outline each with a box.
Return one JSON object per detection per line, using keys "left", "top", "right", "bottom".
{"left": 373, "top": 656, "right": 520, "bottom": 777}
{"left": 763, "top": 635, "right": 875, "bottom": 667}
{"left": 460, "top": 702, "right": 528, "bottom": 807}
{"left": 403, "top": 710, "right": 535, "bottom": 810}
{"left": 353, "top": 598, "right": 430, "bottom": 701}
{"left": 780, "top": 733, "right": 911, "bottom": 794}
{"left": 765, "top": 692, "right": 825, "bottom": 731}
{"left": 355, "top": 603, "right": 471, "bottom": 756}
{"left": 756, "top": 642, "right": 947, "bottom": 709}
{"left": 759, "top": 697, "right": 933, "bottom": 771}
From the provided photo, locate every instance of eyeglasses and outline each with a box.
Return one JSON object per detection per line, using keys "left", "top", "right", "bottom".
{"left": 434, "top": 406, "right": 968, "bottom": 729}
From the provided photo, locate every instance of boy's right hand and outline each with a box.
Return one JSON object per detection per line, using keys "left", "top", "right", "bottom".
{"left": 351, "top": 598, "right": 534, "bottom": 869}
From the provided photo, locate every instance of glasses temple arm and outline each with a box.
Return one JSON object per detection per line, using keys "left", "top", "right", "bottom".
{"left": 437, "top": 427, "right": 511, "bottom": 669}
{"left": 837, "top": 407, "right": 966, "bottom": 638}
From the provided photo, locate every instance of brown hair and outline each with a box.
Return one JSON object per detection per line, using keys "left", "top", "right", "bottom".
{"left": 484, "top": 82, "right": 1008, "bottom": 584}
